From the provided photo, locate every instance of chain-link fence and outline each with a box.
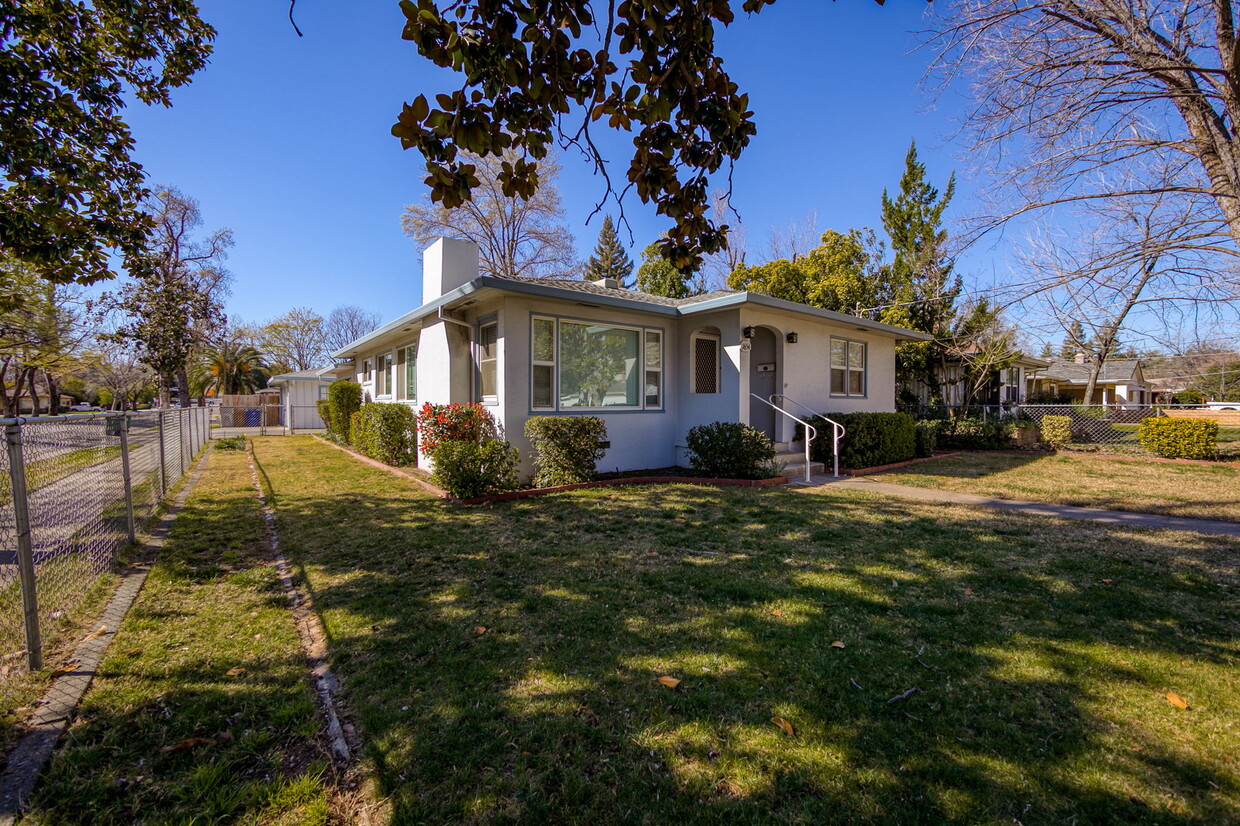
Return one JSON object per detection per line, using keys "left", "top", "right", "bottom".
{"left": 0, "top": 407, "right": 210, "bottom": 705}
{"left": 209, "top": 403, "right": 327, "bottom": 437}
{"left": 899, "top": 403, "right": 1240, "bottom": 454}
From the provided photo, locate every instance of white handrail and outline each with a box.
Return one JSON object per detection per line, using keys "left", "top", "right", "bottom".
{"left": 770, "top": 394, "right": 845, "bottom": 478}
{"left": 749, "top": 394, "right": 816, "bottom": 483}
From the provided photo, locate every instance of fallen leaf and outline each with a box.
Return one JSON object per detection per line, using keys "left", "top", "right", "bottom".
{"left": 474, "top": 626, "right": 488, "bottom": 635}
{"left": 963, "top": 588, "right": 974, "bottom": 596}
{"left": 771, "top": 716, "right": 795, "bottom": 736}
{"left": 214, "top": 730, "right": 234, "bottom": 744}
{"left": 830, "top": 640, "right": 846, "bottom": 650}
{"left": 159, "top": 737, "right": 217, "bottom": 754}
{"left": 771, "top": 610, "right": 782, "bottom": 616}
{"left": 82, "top": 626, "right": 108, "bottom": 642}
{"left": 657, "top": 676, "right": 681, "bottom": 689}
{"left": 1166, "top": 692, "right": 1189, "bottom": 710}
{"left": 225, "top": 667, "right": 246, "bottom": 677}
{"left": 1101, "top": 579, "right": 1115, "bottom": 586}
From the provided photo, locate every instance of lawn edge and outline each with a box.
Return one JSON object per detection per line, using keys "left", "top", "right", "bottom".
{"left": 0, "top": 448, "right": 213, "bottom": 823}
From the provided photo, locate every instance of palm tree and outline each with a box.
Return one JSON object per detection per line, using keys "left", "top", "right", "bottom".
{"left": 200, "top": 340, "right": 267, "bottom": 396}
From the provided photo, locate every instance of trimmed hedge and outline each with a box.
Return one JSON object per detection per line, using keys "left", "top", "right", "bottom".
{"left": 327, "top": 381, "right": 362, "bottom": 443}
{"left": 316, "top": 399, "right": 333, "bottom": 434}
{"left": 1040, "top": 415, "right": 1074, "bottom": 451}
{"left": 430, "top": 440, "right": 520, "bottom": 498}
{"left": 525, "top": 416, "right": 607, "bottom": 487}
{"left": 1138, "top": 417, "right": 1218, "bottom": 459}
{"left": 684, "top": 422, "right": 777, "bottom": 479}
{"left": 913, "top": 419, "right": 941, "bottom": 458}
{"left": 937, "top": 417, "right": 1013, "bottom": 450}
{"left": 352, "top": 403, "right": 418, "bottom": 466}
{"left": 806, "top": 412, "right": 915, "bottom": 469}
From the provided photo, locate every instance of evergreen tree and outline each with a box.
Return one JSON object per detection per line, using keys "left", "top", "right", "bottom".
{"left": 583, "top": 216, "right": 635, "bottom": 286}
{"left": 635, "top": 243, "right": 690, "bottom": 298}
{"left": 879, "top": 140, "right": 959, "bottom": 401}
{"left": 1039, "top": 341, "right": 1055, "bottom": 359}
{"left": 1059, "top": 320, "right": 1088, "bottom": 358}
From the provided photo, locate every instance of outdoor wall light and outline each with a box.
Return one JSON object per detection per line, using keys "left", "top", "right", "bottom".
{"left": 786, "top": 332, "right": 798, "bottom": 343}
{"left": 743, "top": 326, "right": 755, "bottom": 339}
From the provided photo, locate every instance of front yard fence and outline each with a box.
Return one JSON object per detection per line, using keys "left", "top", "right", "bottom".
{"left": 0, "top": 407, "right": 210, "bottom": 703}
{"left": 898, "top": 403, "right": 1240, "bottom": 453}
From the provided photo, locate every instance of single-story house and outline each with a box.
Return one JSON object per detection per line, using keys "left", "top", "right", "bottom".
{"left": 267, "top": 370, "right": 337, "bottom": 431}
{"left": 924, "top": 353, "right": 1051, "bottom": 407}
{"left": 1028, "top": 356, "right": 1151, "bottom": 406}
{"left": 329, "top": 237, "right": 933, "bottom": 478}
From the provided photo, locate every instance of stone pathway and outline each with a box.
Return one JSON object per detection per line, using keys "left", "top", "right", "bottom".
{"left": 792, "top": 474, "right": 1240, "bottom": 540}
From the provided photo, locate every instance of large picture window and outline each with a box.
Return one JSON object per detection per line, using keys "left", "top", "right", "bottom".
{"left": 531, "top": 316, "right": 663, "bottom": 411}
{"left": 830, "top": 338, "right": 866, "bottom": 397}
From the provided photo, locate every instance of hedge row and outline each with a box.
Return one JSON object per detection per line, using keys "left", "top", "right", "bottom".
{"left": 1138, "top": 418, "right": 1218, "bottom": 460}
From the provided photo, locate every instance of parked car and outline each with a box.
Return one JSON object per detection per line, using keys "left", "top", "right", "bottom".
{"left": 67, "top": 403, "right": 100, "bottom": 412}
{"left": 1206, "top": 401, "right": 1239, "bottom": 411}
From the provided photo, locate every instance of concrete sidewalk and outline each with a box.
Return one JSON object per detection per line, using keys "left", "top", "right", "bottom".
{"left": 793, "top": 474, "right": 1240, "bottom": 539}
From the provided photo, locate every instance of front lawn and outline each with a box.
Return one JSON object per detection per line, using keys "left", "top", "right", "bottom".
{"left": 20, "top": 449, "right": 341, "bottom": 825}
{"left": 239, "top": 436, "right": 1237, "bottom": 824}
{"left": 882, "top": 452, "right": 1240, "bottom": 523}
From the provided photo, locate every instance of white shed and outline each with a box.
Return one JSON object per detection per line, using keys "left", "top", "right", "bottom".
{"left": 267, "top": 370, "right": 336, "bottom": 431}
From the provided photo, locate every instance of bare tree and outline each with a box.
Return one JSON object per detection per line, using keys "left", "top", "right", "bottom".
{"left": 929, "top": 1, "right": 1240, "bottom": 252}
{"left": 259, "top": 307, "right": 327, "bottom": 373}
{"left": 401, "top": 150, "right": 577, "bottom": 279}
{"left": 767, "top": 211, "right": 821, "bottom": 263}
{"left": 1015, "top": 188, "right": 1240, "bottom": 402}
{"left": 86, "top": 340, "right": 155, "bottom": 411}
{"left": 108, "top": 186, "right": 232, "bottom": 407}
{"left": 323, "top": 305, "right": 382, "bottom": 356}
{"left": 699, "top": 189, "right": 748, "bottom": 292}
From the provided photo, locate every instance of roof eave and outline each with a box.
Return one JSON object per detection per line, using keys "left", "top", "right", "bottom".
{"left": 679, "top": 292, "right": 935, "bottom": 341}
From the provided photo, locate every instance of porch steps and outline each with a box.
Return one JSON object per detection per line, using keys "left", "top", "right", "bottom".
{"left": 775, "top": 448, "right": 825, "bottom": 479}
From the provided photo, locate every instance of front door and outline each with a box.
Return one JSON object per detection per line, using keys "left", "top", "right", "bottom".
{"left": 748, "top": 327, "right": 778, "bottom": 439}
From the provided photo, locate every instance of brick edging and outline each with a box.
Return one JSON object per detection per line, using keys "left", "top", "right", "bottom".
{"left": 841, "top": 453, "right": 962, "bottom": 477}
{"left": 309, "top": 434, "right": 786, "bottom": 504}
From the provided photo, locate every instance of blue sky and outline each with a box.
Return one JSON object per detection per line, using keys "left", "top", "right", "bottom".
{"left": 123, "top": 1, "right": 982, "bottom": 329}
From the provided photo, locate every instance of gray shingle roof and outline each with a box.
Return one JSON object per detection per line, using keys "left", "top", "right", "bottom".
{"left": 1041, "top": 359, "right": 1143, "bottom": 384}
{"left": 493, "top": 275, "right": 737, "bottom": 307}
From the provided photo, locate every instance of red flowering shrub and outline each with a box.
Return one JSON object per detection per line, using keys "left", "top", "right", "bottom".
{"left": 416, "top": 402, "right": 496, "bottom": 453}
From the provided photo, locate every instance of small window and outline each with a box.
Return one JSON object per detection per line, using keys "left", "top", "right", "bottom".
{"left": 403, "top": 343, "right": 417, "bottom": 401}
{"left": 645, "top": 330, "right": 662, "bottom": 407}
{"left": 531, "top": 317, "right": 556, "bottom": 410}
{"left": 692, "top": 332, "right": 720, "bottom": 394}
{"left": 376, "top": 352, "right": 393, "bottom": 397}
{"left": 830, "top": 338, "right": 866, "bottom": 398}
{"left": 317, "top": 384, "right": 329, "bottom": 400}
{"left": 361, "top": 359, "right": 372, "bottom": 384}
{"left": 478, "top": 322, "right": 498, "bottom": 404}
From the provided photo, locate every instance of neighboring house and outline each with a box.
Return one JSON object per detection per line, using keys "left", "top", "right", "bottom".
{"left": 267, "top": 370, "right": 336, "bottom": 431}
{"left": 1028, "top": 355, "right": 1151, "bottom": 405}
{"left": 918, "top": 353, "right": 1051, "bottom": 407}
{"left": 16, "top": 395, "right": 76, "bottom": 416}
{"left": 329, "top": 237, "right": 933, "bottom": 477}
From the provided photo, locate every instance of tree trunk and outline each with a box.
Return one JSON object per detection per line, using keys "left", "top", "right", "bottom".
{"left": 45, "top": 370, "right": 60, "bottom": 415}
{"left": 27, "top": 367, "right": 41, "bottom": 416}
{"left": 159, "top": 374, "right": 171, "bottom": 409}
{"left": 176, "top": 366, "right": 190, "bottom": 408}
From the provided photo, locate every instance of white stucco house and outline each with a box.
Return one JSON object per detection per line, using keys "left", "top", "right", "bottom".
{"left": 328, "top": 238, "right": 933, "bottom": 477}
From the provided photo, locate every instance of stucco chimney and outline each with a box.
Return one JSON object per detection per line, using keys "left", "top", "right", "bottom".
{"left": 422, "top": 237, "right": 480, "bottom": 306}
{"left": 1074, "top": 351, "right": 1086, "bottom": 364}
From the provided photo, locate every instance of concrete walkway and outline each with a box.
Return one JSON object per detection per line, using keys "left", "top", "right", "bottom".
{"left": 793, "top": 474, "right": 1240, "bottom": 539}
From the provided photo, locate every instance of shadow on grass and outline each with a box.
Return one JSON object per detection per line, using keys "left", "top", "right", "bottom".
{"left": 242, "top": 435, "right": 1240, "bottom": 824}
{"left": 59, "top": 436, "right": 1237, "bottom": 824}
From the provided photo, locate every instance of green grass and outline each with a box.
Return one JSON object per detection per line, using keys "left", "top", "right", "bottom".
{"left": 19, "top": 448, "right": 338, "bottom": 825}
{"left": 242, "top": 436, "right": 1239, "bottom": 824}
{"left": 883, "top": 452, "right": 1240, "bottom": 523}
